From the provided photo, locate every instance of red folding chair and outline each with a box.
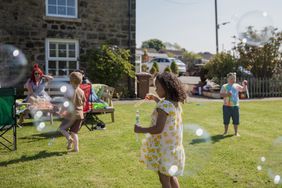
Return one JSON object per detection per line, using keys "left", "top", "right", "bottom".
{"left": 80, "top": 83, "right": 105, "bottom": 131}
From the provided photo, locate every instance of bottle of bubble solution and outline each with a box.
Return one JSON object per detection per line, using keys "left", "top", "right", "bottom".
{"left": 135, "top": 109, "right": 140, "bottom": 142}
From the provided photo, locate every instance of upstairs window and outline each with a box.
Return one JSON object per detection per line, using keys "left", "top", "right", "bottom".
{"left": 46, "top": 0, "right": 77, "bottom": 18}
{"left": 46, "top": 39, "right": 79, "bottom": 77}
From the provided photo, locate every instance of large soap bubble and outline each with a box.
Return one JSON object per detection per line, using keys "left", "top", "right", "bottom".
{"left": 0, "top": 44, "right": 28, "bottom": 87}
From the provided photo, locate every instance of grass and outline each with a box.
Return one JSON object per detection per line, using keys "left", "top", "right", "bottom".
{"left": 0, "top": 100, "right": 282, "bottom": 187}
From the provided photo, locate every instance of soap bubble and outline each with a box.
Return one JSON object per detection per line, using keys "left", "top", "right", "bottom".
{"left": 257, "top": 165, "right": 262, "bottom": 171}
{"left": 60, "top": 85, "right": 67, "bottom": 93}
{"left": 36, "top": 122, "right": 46, "bottom": 131}
{"left": 183, "top": 124, "right": 213, "bottom": 176}
{"left": 168, "top": 165, "right": 179, "bottom": 176}
{"left": 195, "top": 128, "right": 204, "bottom": 137}
{"left": 237, "top": 10, "right": 274, "bottom": 46}
{"left": 48, "top": 137, "right": 55, "bottom": 146}
{"left": 266, "top": 136, "right": 282, "bottom": 185}
{"left": 0, "top": 44, "right": 28, "bottom": 87}
{"left": 274, "top": 175, "right": 280, "bottom": 185}
{"left": 34, "top": 110, "right": 43, "bottom": 120}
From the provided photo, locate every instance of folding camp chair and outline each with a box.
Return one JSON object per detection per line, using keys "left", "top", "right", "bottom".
{"left": 80, "top": 83, "right": 105, "bottom": 131}
{"left": 0, "top": 88, "right": 17, "bottom": 151}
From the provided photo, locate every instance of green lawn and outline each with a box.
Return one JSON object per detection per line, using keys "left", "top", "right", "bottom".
{"left": 0, "top": 100, "right": 282, "bottom": 188}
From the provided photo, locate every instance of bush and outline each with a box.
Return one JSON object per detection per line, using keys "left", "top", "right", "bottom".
{"left": 141, "top": 64, "right": 148, "bottom": 72}
{"left": 149, "top": 66, "right": 157, "bottom": 75}
{"left": 170, "top": 61, "right": 179, "bottom": 75}
{"left": 152, "top": 61, "right": 159, "bottom": 72}
{"left": 164, "top": 66, "right": 172, "bottom": 73}
{"left": 80, "top": 45, "right": 135, "bottom": 87}
{"left": 204, "top": 52, "right": 238, "bottom": 83}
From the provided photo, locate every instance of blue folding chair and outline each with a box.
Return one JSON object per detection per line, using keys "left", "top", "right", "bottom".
{"left": 0, "top": 88, "right": 17, "bottom": 151}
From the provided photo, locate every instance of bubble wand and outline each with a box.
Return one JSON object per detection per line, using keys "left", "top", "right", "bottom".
{"left": 135, "top": 109, "right": 140, "bottom": 142}
{"left": 134, "top": 99, "right": 146, "bottom": 108}
{"left": 246, "top": 86, "right": 249, "bottom": 99}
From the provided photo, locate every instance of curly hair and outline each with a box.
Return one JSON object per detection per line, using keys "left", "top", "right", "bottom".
{"left": 156, "top": 72, "right": 187, "bottom": 103}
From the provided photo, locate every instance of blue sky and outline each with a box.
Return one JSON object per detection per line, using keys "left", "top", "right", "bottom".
{"left": 136, "top": 0, "right": 282, "bottom": 54}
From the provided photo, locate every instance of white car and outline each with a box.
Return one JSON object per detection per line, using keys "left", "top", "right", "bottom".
{"left": 145, "top": 57, "right": 187, "bottom": 75}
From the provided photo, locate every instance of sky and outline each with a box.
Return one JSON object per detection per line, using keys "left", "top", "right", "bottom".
{"left": 136, "top": 0, "right": 282, "bottom": 54}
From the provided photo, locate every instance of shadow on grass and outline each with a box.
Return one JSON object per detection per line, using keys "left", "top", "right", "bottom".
{"left": 190, "top": 134, "right": 233, "bottom": 145}
{"left": 19, "top": 131, "right": 62, "bottom": 143}
{"left": 0, "top": 150, "right": 67, "bottom": 166}
{"left": 20, "top": 122, "right": 34, "bottom": 127}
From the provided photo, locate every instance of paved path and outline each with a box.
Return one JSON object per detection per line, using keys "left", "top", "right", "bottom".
{"left": 178, "top": 76, "right": 200, "bottom": 85}
{"left": 114, "top": 96, "right": 282, "bottom": 104}
{"left": 117, "top": 76, "right": 282, "bottom": 104}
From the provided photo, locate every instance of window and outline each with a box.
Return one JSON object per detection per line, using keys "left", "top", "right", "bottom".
{"left": 46, "top": 39, "right": 79, "bottom": 77}
{"left": 46, "top": 0, "right": 77, "bottom": 18}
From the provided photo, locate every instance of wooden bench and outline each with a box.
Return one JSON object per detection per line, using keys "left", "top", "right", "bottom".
{"left": 91, "top": 84, "right": 115, "bottom": 122}
{"left": 23, "top": 81, "right": 67, "bottom": 97}
{"left": 21, "top": 81, "right": 68, "bottom": 125}
{"left": 21, "top": 82, "right": 115, "bottom": 125}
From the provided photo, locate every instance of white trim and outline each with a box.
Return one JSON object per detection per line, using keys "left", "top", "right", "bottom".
{"left": 46, "top": 0, "right": 78, "bottom": 18}
{"left": 45, "top": 38, "right": 79, "bottom": 77}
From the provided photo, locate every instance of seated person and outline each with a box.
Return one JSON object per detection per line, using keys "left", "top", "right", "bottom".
{"left": 192, "top": 79, "right": 207, "bottom": 95}
{"left": 74, "top": 69, "right": 91, "bottom": 84}
{"left": 18, "top": 64, "right": 54, "bottom": 125}
{"left": 24, "top": 64, "right": 53, "bottom": 104}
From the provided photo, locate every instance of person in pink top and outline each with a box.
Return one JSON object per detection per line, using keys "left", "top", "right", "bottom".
{"left": 220, "top": 72, "right": 248, "bottom": 136}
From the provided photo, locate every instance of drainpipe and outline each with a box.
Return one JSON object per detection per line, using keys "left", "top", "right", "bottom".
{"left": 127, "top": 0, "right": 135, "bottom": 97}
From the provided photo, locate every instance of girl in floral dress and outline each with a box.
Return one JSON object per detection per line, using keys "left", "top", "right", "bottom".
{"left": 134, "top": 72, "right": 187, "bottom": 188}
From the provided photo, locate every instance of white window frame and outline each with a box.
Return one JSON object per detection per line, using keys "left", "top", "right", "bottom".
{"left": 45, "top": 38, "right": 79, "bottom": 79}
{"left": 46, "top": 0, "right": 78, "bottom": 18}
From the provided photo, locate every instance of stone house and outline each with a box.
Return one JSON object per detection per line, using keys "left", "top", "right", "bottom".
{"left": 0, "top": 0, "right": 136, "bottom": 96}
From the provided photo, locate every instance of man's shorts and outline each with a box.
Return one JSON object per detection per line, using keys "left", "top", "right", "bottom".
{"left": 223, "top": 105, "right": 240, "bottom": 125}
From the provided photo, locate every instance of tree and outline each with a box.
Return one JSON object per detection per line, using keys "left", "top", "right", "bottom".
{"left": 204, "top": 52, "right": 238, "bottom": 83}
{"left": 182, "top": 50, "right": 202, "bottom": 69}
{"left": 236, "top": 28, "right": 282, "bottom": 78}
{"left": 141, "top": 39, "right": 166, "bottom": 51}
{"left": 170, "top": 61, "right": 179, "bottom": 75}
{"left": 164, "top": 42, "right": 182, "bottom": 50}
{"left": 80, "top": 44, "right": 135, "bottom": 87}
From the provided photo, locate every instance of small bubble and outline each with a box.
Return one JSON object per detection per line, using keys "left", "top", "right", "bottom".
{"left": 262, "top": 11, "right": 268, "bottom": 17}
{"left": 195, "top": 128, "right": 203, "bottom": 137}
{"left": 142, "top": 139, "right": 146, "bottom": 144}
{"left": 274, "top": 175, "right": 280, "bottom": 184}
{"left": 242, "top": 38, "right": 247, "bottom": 43}
{"left": 48, "top": 137, "right": 55, "bottom": 146}
{"left": 63, "top": 101, "right": 70, "bottom": 107}
{"left": 168, "top": 165, "right": 178, "bottom": 176}
{"left": 60, "top": 85, "right": 67, "bottom": 93}
{"left": 34, "top": 111, "right": 43, "bottom": 120}
{"left": 145, "top": 133, "right": 151, "bottom": 138}
{"left": 13, "top": 49, "right": 19, "bottom": 57}
{"left": 37, "top": 122, "right": 45, "bottom": 131}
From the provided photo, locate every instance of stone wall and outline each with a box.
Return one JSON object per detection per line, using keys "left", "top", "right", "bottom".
{"left": 0, "top": 0, "right": 136, "bottom": 95}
